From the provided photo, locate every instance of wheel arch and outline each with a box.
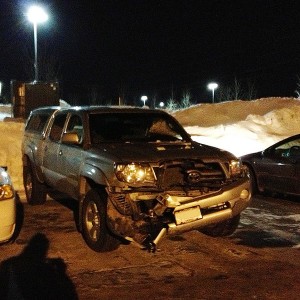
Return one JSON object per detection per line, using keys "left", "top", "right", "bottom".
{"left": 79, "top": 184, "right": 120, "bottom": 251}
{"left": 23, "top": 153, "right": 45, "bottom": 184}
{"left": 77, "top": 175, "right": 108, "bottom": 232}
{"left": 244, "top": 162, "right": 259, "bottom": 194}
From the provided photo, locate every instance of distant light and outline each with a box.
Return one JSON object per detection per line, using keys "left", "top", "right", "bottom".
{"left": 159, "top": 101, "right": 164, "bottom": 108}
{"left": 0, "top": 82, "right": 2, "bottom": 96}
{"left": 27, "top": 6, "right": 48, "bottom": 24}
{"left": 207, "top": 82, "right": 218, "bottom": 103}
{"left": 141, "top": 95, "right": 148, "bottom": 106}
{"left": 207, "top": 82, "right": 218, "bottom": 91}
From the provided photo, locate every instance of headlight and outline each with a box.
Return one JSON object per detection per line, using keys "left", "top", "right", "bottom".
{"left": 229, "top": 159, "right": 242, "bottom": 177}
{"left": 0, "top": 184, "right": 14, "bottom": 200}
{"left": 115, "top": 163, "right": 156, "bottom": 184}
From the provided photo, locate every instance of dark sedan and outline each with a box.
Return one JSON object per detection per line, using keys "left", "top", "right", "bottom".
{"left": 241, "top": 134, "right": 300, "bottom": 196}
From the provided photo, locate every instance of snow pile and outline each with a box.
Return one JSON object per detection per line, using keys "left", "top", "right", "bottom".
{"left": 174, "top": 98, "right": 300, "bottom": 157}
{"left": 173, "top": 97, "right": 300, "bottom": 127}
{"left": 0, "top": 119, "right": 24, "bottom": 190}
{"left": 1, "top": 97, "right": 300, "bottom": 192}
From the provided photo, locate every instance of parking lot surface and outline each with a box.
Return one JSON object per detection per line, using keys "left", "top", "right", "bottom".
{"left": 0, "top": 194, "right": 299, "bottom": 299}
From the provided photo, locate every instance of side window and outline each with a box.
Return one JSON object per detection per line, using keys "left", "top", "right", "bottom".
{"left": 49, "top": 114, "right": 67, "bottom": 142}
{"left": 65, "top": 114, "right": 83, "bottom": 143}
{"left": 25, "top": 113, "right": 51, "bottom": 134}
{"left": 275, "top": 138, "right": 300, "bottom": 157}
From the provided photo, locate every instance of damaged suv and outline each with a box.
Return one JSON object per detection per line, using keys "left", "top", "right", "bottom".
{"left": 22, "top": 106, "right": 251, "bottom": 252}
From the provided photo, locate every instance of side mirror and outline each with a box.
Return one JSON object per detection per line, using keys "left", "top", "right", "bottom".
{"left": 261, "top": 149, "right": 267, "bottom": 157}
{"left": 61, "top": 132, "right": 80, "bottom": 144}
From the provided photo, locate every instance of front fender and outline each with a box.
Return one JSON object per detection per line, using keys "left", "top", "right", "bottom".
{"left": 80, "top": 164, "right": 109, "bottom": 186}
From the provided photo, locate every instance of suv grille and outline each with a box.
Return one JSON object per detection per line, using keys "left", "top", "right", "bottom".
{"left": 154, "top": 160, "right": 226, "bottom": 190}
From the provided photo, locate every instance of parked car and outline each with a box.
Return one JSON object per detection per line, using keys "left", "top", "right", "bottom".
{"left": 0, "top": 167, "right": 16, "bottom": 243}
{"left": 241, "top": 134, "right": 300, "bottom": 196}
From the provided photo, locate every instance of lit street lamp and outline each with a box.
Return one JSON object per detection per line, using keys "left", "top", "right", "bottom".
{"left": 141, "top": 95, "right": 148, "bottom": 107}
{"left": 27, "top": 5, "right": 48, "bottom": 82}
{"left": 207, "top": 82, "right": 218, "bottom": 103}
{"left": 159, "top": 101, "right": 165, "bottom": 108}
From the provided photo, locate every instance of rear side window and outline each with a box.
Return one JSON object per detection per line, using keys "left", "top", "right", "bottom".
{"left": 25, "top": 113, "right": 51, "bottom": 134}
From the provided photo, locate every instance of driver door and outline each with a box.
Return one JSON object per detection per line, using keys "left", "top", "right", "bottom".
{"left": 257, "top": 144, "right": 298, "bottom": 194}
{"left": 56, "top": 113, "right": 84, "bottom": 199}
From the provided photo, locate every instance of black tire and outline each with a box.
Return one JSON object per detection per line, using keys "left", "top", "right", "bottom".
{"left": 200, "top": 214, "right": 241, "bottom": 237}
{"left": 23, "top": 159, "right": 47, "bottom": 205}
{"left": 81, "top": 189, "right": 120, "bottom": 252}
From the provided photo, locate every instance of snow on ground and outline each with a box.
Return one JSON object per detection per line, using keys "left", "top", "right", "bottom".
{"left": 1, "top": 97, "right": 300, "bottom": 192}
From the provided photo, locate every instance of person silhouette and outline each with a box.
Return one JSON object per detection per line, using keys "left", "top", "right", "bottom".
{"left": 0, "top": 233, "right": 78, "bottom": 300}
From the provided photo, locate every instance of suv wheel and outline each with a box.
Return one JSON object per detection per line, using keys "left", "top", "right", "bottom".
{"left": 81, "top": 189, "right": 120, "bottom": 252}
{"left": 199, "top": 214, "right": 240, "bottom": 237}
{"left": 23, "top": 159, "right": 47, "bottom": 205}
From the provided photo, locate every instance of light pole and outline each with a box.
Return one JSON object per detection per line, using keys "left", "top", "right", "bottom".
{"left": 141, "top": 95, "right": 148, "bottom": 107}
{"left": 27, "top": 5, "right": 48, "bottom": 82}
{"left": 207, "top": 82, "right": 218, "bottom": 103}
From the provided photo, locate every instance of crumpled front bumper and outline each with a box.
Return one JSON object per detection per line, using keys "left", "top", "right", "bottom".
{"left": 107, "top": 177, "right": 251, "bottom": 251}
{"left": 166, "top": 179, "right": 251, "bottom": 235}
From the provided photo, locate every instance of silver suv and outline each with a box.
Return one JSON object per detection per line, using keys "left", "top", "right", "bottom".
{"left": 22, "top": 106, "right": 251, "bottom": 252}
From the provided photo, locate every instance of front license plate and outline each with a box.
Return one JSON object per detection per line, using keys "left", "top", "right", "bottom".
{"left": 175, "top": 206, "right": 202, "bottom": 225}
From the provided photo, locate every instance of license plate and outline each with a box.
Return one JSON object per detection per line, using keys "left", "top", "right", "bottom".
{"left": 175, "top": 206, "right": 202, "bottom": 225}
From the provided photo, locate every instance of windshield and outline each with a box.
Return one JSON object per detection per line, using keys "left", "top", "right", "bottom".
{"left": 89, "top": 112, "right": 191, "bottom": 144}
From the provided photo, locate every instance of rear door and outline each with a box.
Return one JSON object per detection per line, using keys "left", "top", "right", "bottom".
{"left": 42, "top": 112, "right": 67, "bottom": 187}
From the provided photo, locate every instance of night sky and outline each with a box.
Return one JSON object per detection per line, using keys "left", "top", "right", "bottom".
{"left": 1, "top": 0, "right": 300, "bottom": 105}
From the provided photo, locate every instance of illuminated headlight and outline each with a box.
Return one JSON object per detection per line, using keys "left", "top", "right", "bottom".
{"left": 229, "top": 159, "right": 242, "bottom": 176}
{"left": 0, "top": 184, "right": 14, "bottom": 200}
{"left": 115, "top": 163, "right": 156, "bottom": 184}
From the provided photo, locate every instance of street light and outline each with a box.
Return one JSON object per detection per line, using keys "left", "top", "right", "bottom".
{"left": 27, "top": 5, "right": 48, "bottom": 82}
{"left": 141, "top": 95, "right": 148, "bottom": 107}
{"left": 207, "top": 82, "right": 218, "bottom": 103}
{"left": 159, "top": 101, "right": 165, "bottom": 108}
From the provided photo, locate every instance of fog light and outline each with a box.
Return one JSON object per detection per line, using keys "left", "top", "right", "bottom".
{"left": 240, "top": 189, "right": 249, "bottom": 200}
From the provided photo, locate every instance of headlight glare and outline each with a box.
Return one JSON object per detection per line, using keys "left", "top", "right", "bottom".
{"left": 230, "top": 159, "right": 242, "bottom": 176}
{"left": 115, "top": 163, "right": 155, "bottom": 184}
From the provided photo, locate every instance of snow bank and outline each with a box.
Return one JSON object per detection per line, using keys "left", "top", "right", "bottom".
{"left": 0, "top": 119, "right": 24, "bottom": 191}
{"left": 175, "top": 98, "right": 300, "bottom": 157}
{"left": 173, "top": 97, "right": 300, "bottom": 127}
